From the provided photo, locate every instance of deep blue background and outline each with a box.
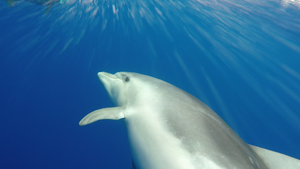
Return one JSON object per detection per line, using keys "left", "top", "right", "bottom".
{"left": 1, "top": 0, "right": 300, "bottom": 168}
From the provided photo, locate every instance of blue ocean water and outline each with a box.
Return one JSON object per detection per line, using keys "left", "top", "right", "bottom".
{"left": 0, "top": 0, "right": 300, "bottom": 168}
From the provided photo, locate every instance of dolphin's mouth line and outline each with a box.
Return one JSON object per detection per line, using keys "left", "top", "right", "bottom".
{"left": 99, "top": 72, "right": 118, "bottom": 80}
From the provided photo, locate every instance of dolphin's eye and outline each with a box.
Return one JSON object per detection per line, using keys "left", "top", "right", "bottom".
{"left": 124, "top": 76, "right": 130, "bottom": 82}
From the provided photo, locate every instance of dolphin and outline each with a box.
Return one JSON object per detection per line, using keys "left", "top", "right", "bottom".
{"left": 80, "top": 72, "right": 300, "bottom": 169}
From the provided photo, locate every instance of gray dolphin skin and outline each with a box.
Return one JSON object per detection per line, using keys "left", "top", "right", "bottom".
{"left": 80, "top": 72, "right": 300, "bottom": 169}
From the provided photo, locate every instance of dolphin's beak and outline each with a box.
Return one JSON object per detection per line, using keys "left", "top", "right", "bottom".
{"left": 97, "top": 72, "right": 125, "bottom": 106}
{"left": 98, "top": 72, "right": 116, "bottom": 92}
{"left": 97, "top": 72, "right": 124, "bottom": 99}
{"left": 98, "top": 72, "right": 117, "bottom": 80}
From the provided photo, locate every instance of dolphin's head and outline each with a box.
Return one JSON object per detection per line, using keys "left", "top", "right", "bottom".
{"left": 79, "top": 71, "right": 158, "bottom": 126}
{"left": 79, "top": 72, "right": 138, "bottom": 126}
{"left": 98, "top": 72, "right": 127, "bottom": 107}
{"left": 98, "top": 71, "right": 158, "bottom": 107}
{"left": 98, "top": 72, "right": 144, "bottom": 107}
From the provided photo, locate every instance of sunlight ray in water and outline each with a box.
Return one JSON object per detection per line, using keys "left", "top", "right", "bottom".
{"left": 281, "top": 0, "right": 300, "bottom": 8}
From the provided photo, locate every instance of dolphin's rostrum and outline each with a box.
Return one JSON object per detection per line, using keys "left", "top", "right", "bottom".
{"left": 80, "top": 72, "right": 300, "bottom": 169}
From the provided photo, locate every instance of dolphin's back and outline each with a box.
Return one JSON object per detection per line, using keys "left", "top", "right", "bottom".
{"left": 158, "top": 83, "right": 268, "bottom": 168}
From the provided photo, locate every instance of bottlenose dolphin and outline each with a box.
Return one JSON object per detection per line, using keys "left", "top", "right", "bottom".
{"left": 80, "top": 72, "right": 300, "bottom": 169}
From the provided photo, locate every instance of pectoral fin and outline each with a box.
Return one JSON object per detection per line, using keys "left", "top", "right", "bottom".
{"left": 79, "top": 107, "right": 125, "bottom": 126}
{"left": 250, "top": 145, "right": 300, "bottom": 169}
